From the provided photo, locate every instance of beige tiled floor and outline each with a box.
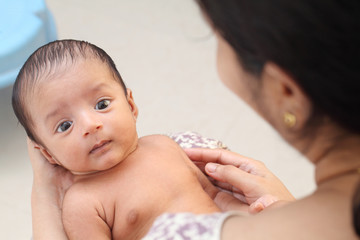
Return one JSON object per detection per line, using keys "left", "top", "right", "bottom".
{"left": 0, "top": 0, "right": 315, "bottom": 239}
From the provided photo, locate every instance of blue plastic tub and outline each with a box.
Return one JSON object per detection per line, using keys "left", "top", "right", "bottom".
{"left": 0, "top": 0, "right": 57, "bottom": 88}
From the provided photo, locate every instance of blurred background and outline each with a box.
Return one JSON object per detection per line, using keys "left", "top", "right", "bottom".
{"left": 0, "top": 0, "right": 315, "bottom": 238}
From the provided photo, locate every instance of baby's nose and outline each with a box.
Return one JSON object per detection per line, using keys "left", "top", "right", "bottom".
{"left": 84, "top": 124, "right": 102, "bottom": 137}
{"left": 82, "top": 113, "right": 103, "bottom": 136}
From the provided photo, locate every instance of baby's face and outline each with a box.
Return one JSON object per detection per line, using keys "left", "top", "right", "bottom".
{"left": 30, "top": 59, "right": 138, "bottom": 174}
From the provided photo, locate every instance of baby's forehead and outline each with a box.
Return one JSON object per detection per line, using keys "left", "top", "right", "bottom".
{"left": 35, "top": 58, "right": 122, "bottom": 92}
{"left": 36, "top": 58, "right": 103, "bottom": 83}
{"left": 26, "top": 57, "right": 125, "bottom": 105}
{"left": 32, "top": 62, "right": 73, "bottom": 92}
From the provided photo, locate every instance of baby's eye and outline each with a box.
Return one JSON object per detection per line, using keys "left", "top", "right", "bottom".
{"left": 95, "top": 99, "right": 110, "bottom": 110}
{"left": 56, "top": 121, "right": 72, "bottom": 133}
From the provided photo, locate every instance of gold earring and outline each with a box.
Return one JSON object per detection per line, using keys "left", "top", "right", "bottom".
{"left": 284, "top": 112, "right": 296, "bottom": 128}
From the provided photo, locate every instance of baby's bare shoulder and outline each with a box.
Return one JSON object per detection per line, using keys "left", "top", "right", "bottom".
{"left": 136, "top": 134, "right": 189, "bottom": 165}
{"left": 62, "top": 182, "right": 106, "bottom": 222}
{"left": 62, "top": 182, "right": 111, "bottom": 238}
{"left": 63, "top": 182, "right": 93, "bottom": 208}
{"left": 139, "top": 134, "right": 179, "bottom": 149}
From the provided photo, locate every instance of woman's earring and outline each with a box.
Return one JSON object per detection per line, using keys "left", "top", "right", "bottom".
{"left": 284, "top": 112, "right": 296, "bottom": 128}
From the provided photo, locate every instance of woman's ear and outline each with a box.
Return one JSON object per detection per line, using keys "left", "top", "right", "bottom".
{"left": 126, "top": 88, "right": 139, "bottom": 120}
{"left": 261, "top": 62, "right": 312, "bottom": 131}
{"left": 39, "top": 146, "right": 58, "bottom": 165}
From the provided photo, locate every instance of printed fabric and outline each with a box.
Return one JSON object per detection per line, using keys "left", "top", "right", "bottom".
{"left": 167, "top": 131, "right": 229, "bottom": 150}
{"left": 142, "top": 212, "right": 235, "bottom": 240}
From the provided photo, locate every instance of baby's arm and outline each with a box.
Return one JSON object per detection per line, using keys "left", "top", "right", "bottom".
{"left": 62, "top": 186, "right": 111, "bottom": 239}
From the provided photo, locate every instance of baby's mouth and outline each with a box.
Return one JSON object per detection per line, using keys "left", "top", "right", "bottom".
{"left": 90, "top": 140, "right": 111, "bottom": 154}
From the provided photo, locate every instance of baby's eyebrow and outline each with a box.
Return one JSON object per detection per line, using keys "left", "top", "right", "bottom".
{"left": 44, "top": 83, "right": 110, "bottom": 123}
{"left": 45, "top": 108, "right": 61, "bottom": 123}
{"left": 91, "top": 83, "right": 108, "bottom": 93}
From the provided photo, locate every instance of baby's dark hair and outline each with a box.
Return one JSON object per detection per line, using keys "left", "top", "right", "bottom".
{"left": 12, "top": 39, "right": 127, "bottom": 143}
{"left": 196, "top": 0, "right": 360, "bottom": 135}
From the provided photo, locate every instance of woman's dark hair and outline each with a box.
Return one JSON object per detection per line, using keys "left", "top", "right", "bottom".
{"left": 196, "top": 0, "right": 360, "bottom": 134}
{"left": 12, "top": 39, "right": 127, "bottom": 143}
{"left": 353, "top": 181, "right": 360, "bottom": 236}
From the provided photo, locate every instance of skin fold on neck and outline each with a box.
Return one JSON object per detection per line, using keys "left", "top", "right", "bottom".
{"left": 293, "top": 121, "right": 360, "bottom": 188}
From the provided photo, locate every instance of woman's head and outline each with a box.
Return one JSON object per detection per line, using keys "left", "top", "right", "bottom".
{"left": 196, "top": 0, "right": 360, "bottom": 135}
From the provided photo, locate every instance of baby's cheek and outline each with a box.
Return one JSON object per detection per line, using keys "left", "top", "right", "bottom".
{"left": 60, "top": 146, "right": 84, "bottom": 167}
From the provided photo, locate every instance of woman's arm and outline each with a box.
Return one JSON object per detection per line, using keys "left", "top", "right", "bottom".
{"left": 31, "top": 187, "right": 68, "bottom": 240}
{"left": 28, "top": 139, "right": 73, "bottom": 240}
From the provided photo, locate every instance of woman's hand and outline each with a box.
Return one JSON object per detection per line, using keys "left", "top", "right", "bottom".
{"left": 185, "top": 148, "right": 295, "bottom": 213}
{"left": 28, "top": 138, "right": 73, "bottom": 240}
{"left": 28, "top": 138, "right": 73, "bottom": 205}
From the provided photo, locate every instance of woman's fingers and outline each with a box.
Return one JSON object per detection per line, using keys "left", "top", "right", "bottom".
{"left": 210, "top": 178, "right": 238, "bottom": 192}
{"left": 192, "top": 161, "right": 207, "bottom": 174}
{"left": 249, "top": 195, "right": 278, "bottom": 214}
{"left": 185, "top": 148, "right": 246, "bottom": 166}
{"left": 213, "top": 191, "right": 250, "bottom": 212}
{"left": 186, "top": 147, "right": 295, "bottom": 208}
{"left": 205, "top": 163, "right": 261, "bottom": 200}
{"left": 27, "top": 138, "right": 39, "bottom": 160}
{"left": 185, "top": 148, "right": 264, "bottom": 175}
{"left": 27, "top": 138, "right": 49, "bottom": 172}
{"left": 27, "top": 138, "right": 74, "bottom": 191}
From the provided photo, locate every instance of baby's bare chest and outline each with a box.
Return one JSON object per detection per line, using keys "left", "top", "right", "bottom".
{"left": 96, "top": 156, "right": 199, "bottom": 239}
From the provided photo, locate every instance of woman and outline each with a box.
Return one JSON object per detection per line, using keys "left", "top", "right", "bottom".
{"left": 29, "top": 0, "right": 360, "bottom": 239}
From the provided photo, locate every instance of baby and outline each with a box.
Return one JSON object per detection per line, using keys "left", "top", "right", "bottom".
{"left": 12, "top": 40, "right": 220, "bottom": 239}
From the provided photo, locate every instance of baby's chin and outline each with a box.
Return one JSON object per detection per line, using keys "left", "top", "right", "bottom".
{"left": 68, "top": 160, "right": 118, "bottom": 176}
{"left": 70, "top": 169, "right": 102, "bottom": 176}
{"left": 70, "top": 161, "right": 120, "bottom": 176}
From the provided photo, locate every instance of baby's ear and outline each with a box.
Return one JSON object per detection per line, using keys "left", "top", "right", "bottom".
{"left": 39, "top": 147, "right": 58, "bottom": 165}
{"left": 126, "top": 88, "right": 139, "bottom": 120}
